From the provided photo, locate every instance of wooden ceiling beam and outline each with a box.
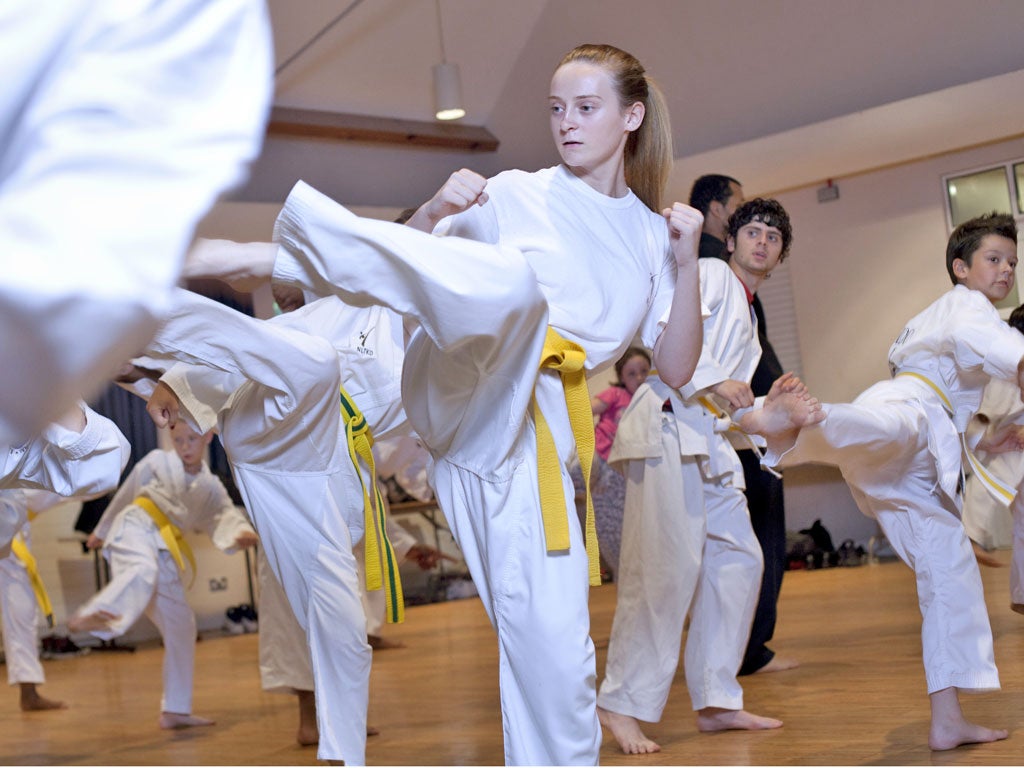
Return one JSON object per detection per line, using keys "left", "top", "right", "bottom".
{"left": 267, "top": 106, "right": 499, "bottom": 152}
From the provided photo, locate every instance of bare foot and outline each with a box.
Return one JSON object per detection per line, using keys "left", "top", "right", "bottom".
{"left": 971, "top": 541, "right": 1004, "bottom": 568}
{"left": 739, "top": 392, "right": 825, "bottom": 459}
{"left": 159, "top": 712, "right": 215, "bottom": 729}
{"left": 19, "top": 684, "right": 67, "bottom": 711}
{"left": 597, "top": 706, "right": 661, "bottom": 754}
{"left": 67, "top": 609, "right": 119, "bottom": 634}
{"left": 696, "top": 707, "right": 783, "bottom": 732}
{"left": 753, "top": 655, "right": 800, "bottom": 674}
{"left": 929, "top": 687, "right": 1007, "bottom": 750}
{"left": 368, "top": 634, "right": 405, "bottom": 650}
{"left": 182, "top": 238, "right": 277, "bottom": 293}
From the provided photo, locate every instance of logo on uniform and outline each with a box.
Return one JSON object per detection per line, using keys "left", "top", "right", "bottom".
{"left": 357, "top": 326, "right": 376, "bottom": 357}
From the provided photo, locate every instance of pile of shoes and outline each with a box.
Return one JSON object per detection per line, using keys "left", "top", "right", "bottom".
{"left": 224, "top": 603, "right": 258, "bottom": 635}
{"left": 40, "top": 635, "right": 90, "bottom": 659}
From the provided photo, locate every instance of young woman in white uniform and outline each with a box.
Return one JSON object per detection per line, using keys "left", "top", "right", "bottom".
{"left": 185, "top": 44, "right": 705, "bottom": 765}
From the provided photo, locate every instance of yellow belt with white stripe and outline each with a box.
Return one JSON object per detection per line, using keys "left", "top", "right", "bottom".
{"left": 536, "top": 328, "right": 601, "bottom": 587}
{"left": 135, "top": 496, "right": 197, "bottom": 587}
{"left": 10, "top": 534, "right": 54, "bottom": 628}
{"left": 896, "top": 370, "right": 1017, "bottom": 505}
{"left": 340, "top": 386, "right": 404, "bottom": 624}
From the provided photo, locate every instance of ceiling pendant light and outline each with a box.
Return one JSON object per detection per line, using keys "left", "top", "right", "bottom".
{"left": 433, "top": 0, "right": 465, "bottom": 121}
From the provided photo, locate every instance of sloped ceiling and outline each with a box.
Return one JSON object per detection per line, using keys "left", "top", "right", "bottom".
{"left": 244, "top": 0, "right": 1024, "bottom": 207}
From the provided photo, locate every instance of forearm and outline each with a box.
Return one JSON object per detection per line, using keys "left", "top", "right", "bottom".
{"left": 653, "top": 262, "right": 702, "bottom": 389}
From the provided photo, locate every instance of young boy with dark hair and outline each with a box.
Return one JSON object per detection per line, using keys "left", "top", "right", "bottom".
{"left": 760, "top": 212, "right": 1023, "bottom": 750}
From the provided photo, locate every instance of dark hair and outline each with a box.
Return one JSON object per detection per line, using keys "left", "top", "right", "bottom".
{"left": 727, "top": 198, "right": 793, "bottom": 259}
{"left": 688, "top": 174, "right": 741, "bottom": 216}
{"left": 946, "top": 212, "right": 1018, "bottom": 286}
{"left": 1009, "top": 304, "right": 1024, "bottom": 336}
{"left": 558, "top": 44, "right": 672, "bottom": 213}
{"left": 613, "top": 346, "right": 651, "bottom": 387}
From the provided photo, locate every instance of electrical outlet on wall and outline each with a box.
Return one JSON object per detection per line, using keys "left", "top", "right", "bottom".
{"left": 208, "top": 577, "right": 228, "bottom": 592}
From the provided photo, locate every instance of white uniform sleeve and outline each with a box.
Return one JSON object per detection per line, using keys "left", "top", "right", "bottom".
{"left": 1, "top": 404, "right": 129, "bottom": 498}
{"left": 199, "top": 477, "right": 255, "bottom": 553}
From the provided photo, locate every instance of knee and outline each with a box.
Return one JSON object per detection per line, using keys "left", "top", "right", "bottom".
{"left": 477, "top": 246, "right": 546, "bottom": 324}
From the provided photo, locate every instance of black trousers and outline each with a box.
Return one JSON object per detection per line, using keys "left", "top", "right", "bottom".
{"left": 738, "top": 448, "right": 786, "bottom": 675}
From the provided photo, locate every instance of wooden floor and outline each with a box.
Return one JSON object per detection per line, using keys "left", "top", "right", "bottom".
{"left": 3, "top": 555, "right": 1024, "bottom": 766}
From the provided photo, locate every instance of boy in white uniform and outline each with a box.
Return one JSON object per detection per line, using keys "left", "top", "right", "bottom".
{"left": 69, "top": 421, "right": 257, "bottom": 729}
{"left": 759, "top": 212, "right": 1024, "bottom": 750}
{"left": 0, "top": 489, "right": 72, "bottom": 711}
{"left": 598, "top": 199, "right": 794, "bottom": 753}
{"left": 135, "top": 289, "right": 406, "bottom": 765}
{"left": 0, "top": 0, "right": 272, "bottom": 444}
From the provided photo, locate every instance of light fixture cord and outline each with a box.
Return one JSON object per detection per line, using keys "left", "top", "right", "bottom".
{"left": 435, "top": 0, "right": 448, "bottom": 63}
{"left": 275, "top": 0, "right": 367, "bottom": 78}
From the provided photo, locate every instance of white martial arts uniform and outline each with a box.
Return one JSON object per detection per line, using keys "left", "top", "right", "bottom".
{"left": 0, "top": 0, "right": 272, "bottom": 444}
{"left": 0, "top": 404, "right": 129, "bottom": 552}
{"left": 259, "top": 514, "right": 417, "bottom": 694}
{"left": 270, "top": 169, "right": 678, "bottom": 765}
{"left": 767, "top": 285, "right": 1024, "bottom": 693}
{"left": 962, "top": 377, "right": 1024, "bottom": 605}
{"left": 0, "top": 490, "right": 69, "bottom": 687}
{"left": 257, "top": 436, "right": 422, "bottom": 693}
{"left": 139, "top": 290, "right": 405, "bottom": 764}
{"left": 76, "top": 448, "right": 253, "bottom": 715}
{"left": 599, "top": 257, "right": 764, "bottom": 719}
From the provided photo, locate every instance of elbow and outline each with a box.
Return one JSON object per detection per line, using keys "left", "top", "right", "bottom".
{"left": 658, "top": 370, "right": 690, "bottom": 390}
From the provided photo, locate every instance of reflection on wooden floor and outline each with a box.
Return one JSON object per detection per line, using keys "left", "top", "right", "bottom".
{"left": 2, "top": 555, "right": 1023, "bottom": 766}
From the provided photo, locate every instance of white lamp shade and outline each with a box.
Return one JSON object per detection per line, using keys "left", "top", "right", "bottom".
{"left": 433, "top": 61, "right": 465, "bottom": 121}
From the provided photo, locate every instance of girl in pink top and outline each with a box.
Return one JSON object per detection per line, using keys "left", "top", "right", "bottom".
{"left": 585, "top": 347, "right": 652, "bottom": 577}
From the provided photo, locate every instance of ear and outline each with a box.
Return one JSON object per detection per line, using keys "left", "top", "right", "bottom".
{"left": 726, "top": 235, "right": 736, "bottom": 254}
{"left": 952, "top": 257, "right": 969, "bottom": 279}
{"left": 202, "top": 431, "right": 215, "bottom": 446}
{"left": 624, "top": 101, "right": 645, "bottom": 132}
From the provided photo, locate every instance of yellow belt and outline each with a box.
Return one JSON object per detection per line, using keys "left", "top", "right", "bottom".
{"left": 10, "top": 534, "right": 54, "bottom": 628}
{"left": 134, "top": 496, "right": 197, "bottom": 587}
{"left": 340, "top": 387, "right": 404, "bottom": 624}
{"left": 896, "top": 371, "right": 1016, "bottom": 505}
{"left": 536, "top": 328, "right": 601, "bottom": 587}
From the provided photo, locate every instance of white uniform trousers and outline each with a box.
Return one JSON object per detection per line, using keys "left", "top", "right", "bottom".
{"left": 0, "top": 552, "right": 44, "bottom": 685}
{"left": 599, "top": 417, "right": 762, "bottom": 720}
{"left": 257, "top": 546, "right": 314, "bottom": 693}
{"left": 147, "top": 292, "right": 369, "bottom": 764}
{"left": 780, "top": 401, "right": 999, "bottom": 692}
{"left": 273, "top": 187, "right": 599, "bottom": 765}
{"left": 80, "top": 511, "right": 197, "bottom": 713}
